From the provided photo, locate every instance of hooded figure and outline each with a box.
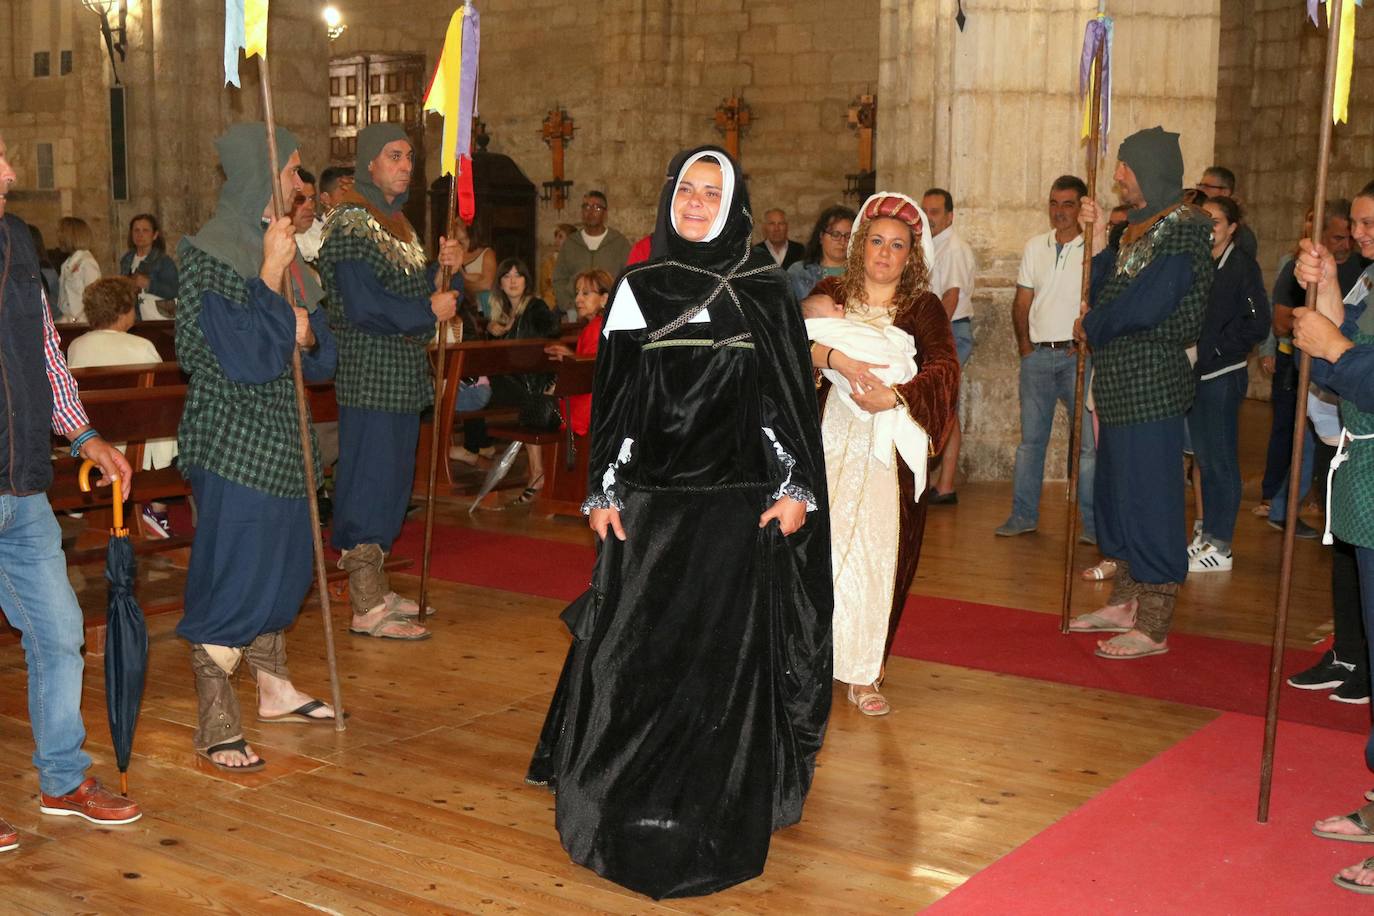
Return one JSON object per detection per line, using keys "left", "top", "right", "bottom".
{"left": 176, "top": 121, "right": 341, "bottom": 771}
{"left": 1068, "top": 125, "right": 1213, "bottom": 658}
{"left": 318, "top": 123, "right": 446, "bottom": 640}
{"left": 526, "top": 146, "right": 833, "bottom": 899}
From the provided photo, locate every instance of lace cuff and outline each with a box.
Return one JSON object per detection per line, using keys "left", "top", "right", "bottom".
{"left": 582, "top": 437, "right": 634, "bottom": 514}
{"left": 763, "top": 427, "right": 818, "bottom": 511}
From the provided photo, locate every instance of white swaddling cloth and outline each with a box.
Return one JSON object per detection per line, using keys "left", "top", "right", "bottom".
{"left": 806, "top": 316, "right": 929, "bottom": 491}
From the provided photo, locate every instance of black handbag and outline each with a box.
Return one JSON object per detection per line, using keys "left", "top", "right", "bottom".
{"left": 518, "top": 385, "right": 563, "bottom": 432}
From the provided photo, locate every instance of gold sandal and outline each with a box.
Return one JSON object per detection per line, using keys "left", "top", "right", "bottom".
{"left": 847, "top": 682, "right": 891, "bottom": 717}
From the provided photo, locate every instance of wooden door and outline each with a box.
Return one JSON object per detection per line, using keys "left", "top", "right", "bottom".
{"left": 329, "top": 53, "right": 429, "bottom": 241}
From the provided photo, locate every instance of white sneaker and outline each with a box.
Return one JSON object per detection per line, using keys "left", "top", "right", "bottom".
{"left": 1187, "top": 537, "right": 1208, "bottom": 558}
{"left": 1189, "top": 543, "right": 1232, "bottom": 572}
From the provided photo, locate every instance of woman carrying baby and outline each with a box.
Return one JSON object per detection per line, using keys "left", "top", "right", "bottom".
{"left": 803, "top": 193, "right": 960, "bottom": 716}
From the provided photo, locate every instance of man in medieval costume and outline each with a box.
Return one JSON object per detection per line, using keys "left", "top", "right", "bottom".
{"left": 319, "top": 124, "right": 460, "bottom": 640}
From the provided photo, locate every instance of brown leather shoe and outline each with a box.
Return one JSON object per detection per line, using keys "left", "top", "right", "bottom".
{"left": 39, "top": 777, "right": 141, "bottom": 825}
{"left": 0, "top": 815, "right": 17, "bottom": 852}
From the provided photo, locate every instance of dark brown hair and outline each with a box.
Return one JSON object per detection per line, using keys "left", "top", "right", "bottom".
{"left": 83, "top": 276, "right": 138, "bottom": 329}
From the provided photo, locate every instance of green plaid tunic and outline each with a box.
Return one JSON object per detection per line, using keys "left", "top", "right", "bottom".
{"left": 1332, "top": 332, "right": 1374, "bottom": 548}
{"left": 176, "top": 246, "right": 321, "bottom": 498}
{"left": 318, "top": 204, "right": 434, "bottom": 414}
{"left": 1091, "top": 206, "right": 1213, "bottom": 427}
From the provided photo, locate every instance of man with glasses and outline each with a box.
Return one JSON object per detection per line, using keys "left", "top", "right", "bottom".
{"left": 552, "top": 191, "right": 631, "bottom": 308}
{"left": 1196, "top": 166, "right": 1258, "bottom": 259}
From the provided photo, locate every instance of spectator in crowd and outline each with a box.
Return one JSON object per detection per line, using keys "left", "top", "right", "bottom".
{"left": 1186, "top": 196, "right": 1270, "bottom": 572}
{"left": 997, "top": 175, "right": 1096, "bottom": 542}
{"left": 1288, "top": 536, "right": 1370, "bottom": 703}
{"left": 1195, "top": 166, "right": 1258, "bottom": 259}
{"left": 0, "top": 132, "right": 142, "bottom": 844}
{"left": 27, "top": 222, "right": 59, "bottom": 311}
{"left": 1108, "top": 203, "right": 1131, "bottom": 249}
{"left": 924, "top": 187, "right": 977, "bottom": 504}
{"left": 292, "top": 169, "right": 322, "bottom": 267}
{"left": 316, "top": 165, "right": 354, "bottom": 216}
{"left": 545, "top": 267, "right": 613, "bottom": 438}
{"left": 787, "top": 205, "right": 855, "bottom": 301}
{"left": 119, "top": 213, "right": 179, "bottom": 320}
{"left": 67, "top": 277, "right": 179, "bottom": 537}
{"left": 753, "top": 207, "right": 804, "bottom": 269}
{"left": 485, "top": 257, "right": 560, "bottom": 505}
{"left": 56, "top": 216, "right": 100, "bottom": 323}
{"left": 552, "top": 191, "right": 632, "bottom": 307}
{"left": 540, "top": 222, "right": 577, "bottom": 314}
{"left": 454, "top": 220, "right": 497, "bottom": 302}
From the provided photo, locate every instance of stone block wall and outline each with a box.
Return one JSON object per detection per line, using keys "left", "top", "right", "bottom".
{"left": 880, "top": 0, "right": 1221, "bottom": 483}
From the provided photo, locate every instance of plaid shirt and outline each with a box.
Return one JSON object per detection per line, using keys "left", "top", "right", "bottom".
{"left": 1090, "top": 206, "right": 1213, "bottom": 426}
{"left": 1332, "top": 332, "right": 1374, "bottom": 547}
{"left": 318, "top": 205, "right": 434, "bottom": 414}
{"left": 41, "top": 292, "right": 88, "bottom": 434}
{"left": 175, "top": 246, "right": 321, "bottom": 498}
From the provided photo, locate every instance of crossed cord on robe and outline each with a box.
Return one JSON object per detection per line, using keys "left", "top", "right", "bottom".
{"left": 641, "top": 247, "right": 775, "bottom": 348}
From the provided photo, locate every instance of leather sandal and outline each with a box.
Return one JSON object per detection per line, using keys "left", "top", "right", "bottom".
{"left": 198, "top": 738, "right": 266, "bottom": 773}
{"left": 847, "top": 683, "right": 891, "bottom": 717}
{"left": 349, "top": 609, "right": 431, "bottom": 641}
{"left": 1314, "top": 804, "right": 1374, "bottom": 843}
{"left": 1081, "top": 559, "right": 1118, "bottom": 581}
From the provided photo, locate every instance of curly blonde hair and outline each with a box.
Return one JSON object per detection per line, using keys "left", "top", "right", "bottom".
{"left": 836, "top": 216, "right": 932, "bottom": 319}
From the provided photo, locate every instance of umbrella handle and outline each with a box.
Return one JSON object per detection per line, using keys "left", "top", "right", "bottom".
{"left": 78, "top": 458, "right": 126, "bottom": 533}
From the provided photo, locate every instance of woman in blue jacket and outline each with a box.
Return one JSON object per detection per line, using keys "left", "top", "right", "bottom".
{"left": 120, "top": 213, "right": 178, "bottom": 318}
{"left": 1187, "top": 196, "right": 1270, "bottom": 572}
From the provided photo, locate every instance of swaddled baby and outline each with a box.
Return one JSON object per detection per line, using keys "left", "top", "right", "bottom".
{"left": 803, "top": 296, "right": 929, "bottom": 494}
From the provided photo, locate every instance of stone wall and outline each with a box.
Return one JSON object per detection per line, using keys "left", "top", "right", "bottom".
{"left": 331, "top": 0, "right": 881, "bottom": 265}
{"left": 1216, "top": 0, "right": 1374, "bottom": 274}
{"left": 881, "top": 0, "right": 1221, "bottom": 482}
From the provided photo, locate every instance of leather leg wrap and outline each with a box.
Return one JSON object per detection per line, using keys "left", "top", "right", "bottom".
{"left": 244, "top": 630, "right": 290, "bottom": 682}
{"left": 1107, "top": 560, "right": 1142, "bottom": 606}
{"left": 1134, "top": 582, "right": 1180, "bottom": 643}
{"left": 338, "top": 543, "right": 387, "bottom": 615}
{"left": 191, "top": 644, "right": 243, "bottom": 751}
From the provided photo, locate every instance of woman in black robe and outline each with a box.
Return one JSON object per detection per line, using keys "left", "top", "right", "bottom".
{"left": 527, "top": 146, "right": 833, "bottom": 899}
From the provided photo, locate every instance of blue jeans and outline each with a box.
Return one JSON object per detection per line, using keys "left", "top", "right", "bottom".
{"left": 0, "top": 493, "right": 90, "bottom": 795}
{"left": 1269, "top": 422, "right": 1315, "bottom": 524}
{"left": 456, "top": 380, "right": 492, "bottom": 413}
{"left": 1009, "top": 347, "right": 1096, "bottom": 537}
{"left": 1187, "top": 369, "right": 1248, "bottom": 548}
{"left": 951, "top": 318, "right": 973, "bottom": 366}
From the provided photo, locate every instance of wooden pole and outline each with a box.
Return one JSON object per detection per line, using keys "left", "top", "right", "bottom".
{"left": 257, "top": 54, "right": 346, "bottom": 732}
{"left": 418, "top": 174, "right": 461, "bottom": 624}
{"left": 1061, "top": 38, "right": 1104, "bottom": 633}
{"left": 1258, "top": 0, "right": 1344, "bottom": 823}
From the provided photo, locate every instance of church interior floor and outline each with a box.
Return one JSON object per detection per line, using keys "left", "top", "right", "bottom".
{"left": 0, "top": 398, "right": 1353, "bottom": 912}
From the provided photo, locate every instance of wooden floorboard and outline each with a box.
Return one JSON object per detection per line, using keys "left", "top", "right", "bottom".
{"left": 0, "top": 398, "right": 1327, "bottom": 911}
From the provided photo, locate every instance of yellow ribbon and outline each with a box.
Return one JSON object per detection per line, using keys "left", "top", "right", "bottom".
{"left": 423, "top": 8, "right": 466, "bottom": 177}
{"left": 1329, "top": 0, "right": 1356, "bottom": 123}
{"left": 244, "top": 0, "right": 269, "bottom": 59}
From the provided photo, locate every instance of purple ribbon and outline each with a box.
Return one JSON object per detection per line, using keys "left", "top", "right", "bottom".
{"left": 1079, "top": 16, "right": 1113, "bottom": 153}
{"left": 456, "top": 4, "right": 481, "bottom": 157}
{"left": 1308, "top": 0, "right": 1320, "bottom": 25}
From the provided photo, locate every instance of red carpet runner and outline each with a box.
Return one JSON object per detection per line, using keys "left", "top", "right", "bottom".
{"left": 927, "top": 713, "right": 1370, "bottom": 914}
{"left": 392, "top": 520, "right": 1369, "bottom": 733}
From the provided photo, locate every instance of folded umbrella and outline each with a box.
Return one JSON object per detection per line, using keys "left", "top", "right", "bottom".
{"left": 469, "top": 440, "right": 523, "bottom": 514}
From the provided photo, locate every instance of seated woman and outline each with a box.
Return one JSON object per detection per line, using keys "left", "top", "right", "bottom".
{"left": 528, "top": 146, "right": 831, "bottom": 899}
{"left": 56, "top": 216, "right": 100, "bottom": 323}
{"left": 484, "top": 257, "right": 560, "bottom": 505}
{"left": 120, "top": 213, "right": 179, "bottom": 320}
{"left": 454, "top": 221, "right": 497, "bottom": 302}
{"left": 545, "top": 267, "right": 613, "bottom": 438}
{"left": 67, "top": 277, "right": 180, "bottom": 537}
{"left": 804, "top": 193, "right": 960, "bottom": 716}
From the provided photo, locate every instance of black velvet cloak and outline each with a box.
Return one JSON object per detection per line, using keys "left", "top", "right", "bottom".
{"left": 527, "top": 145, "right": 833, "bottom": 899}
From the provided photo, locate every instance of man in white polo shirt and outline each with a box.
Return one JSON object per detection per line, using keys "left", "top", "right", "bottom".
{"left": 924, "top": 187, "right": 977, "bottom": 503}
{"left": 996, "top": 175, "right": 1097, "bottom": 542}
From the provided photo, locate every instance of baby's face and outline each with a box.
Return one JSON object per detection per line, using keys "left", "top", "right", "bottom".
{"left": 804, "top": 299, "right": 845, "bottom": 320}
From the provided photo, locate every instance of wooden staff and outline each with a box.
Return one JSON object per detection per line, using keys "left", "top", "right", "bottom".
{"left": 257, "top": 55, "right": 346, "bottom": 731}
{"left": 1061, "top": 35, "right": 1105, "bottom": 633}
{"left": 1258, "top": 0, "right": 1344, "bottom": 823}
{"left": 418, "top": 174, "right": 461, "bottom": 624}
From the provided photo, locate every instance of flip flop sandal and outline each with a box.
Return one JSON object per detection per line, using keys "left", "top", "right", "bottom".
{"left": 258, "top": 699, "right": 347, "bottom": 725}
{"left": 1068, "top": 611, "right": 1132, "bottom": 633}
{"left": 847, "top": 684, "right": 891, "bottom": 717}
{"left": 1365, "top": 789, "right": 1374, "bottom": 802}
{"left": 1335, "top": 859, "right": 1374, "bottom": 894}
{"left": 1081, "top": 560, "right": 1118, "bottom": 581}
{"left": 349, "top": 610, "right": 432, "bottom": 641}
{"left": 384, "top": 591, "right": 435, "bottom": 619}
{"left": 198, "top": 739, "right": 267, "bottom": 772}
{"left": 1313, "top": 805, "right": 1374, "bottom": 843}
{"left": 1094, "top": 631, "right": 1169, "bottom": 660}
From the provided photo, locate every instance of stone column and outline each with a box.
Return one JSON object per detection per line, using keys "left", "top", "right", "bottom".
{"left": 879, "top": 0, "right": 1220, "bottom": 483}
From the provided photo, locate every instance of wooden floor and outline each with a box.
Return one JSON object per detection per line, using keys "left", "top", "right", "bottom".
{"left": 0, "top": 399, "right": 1336, "bottom": 913}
